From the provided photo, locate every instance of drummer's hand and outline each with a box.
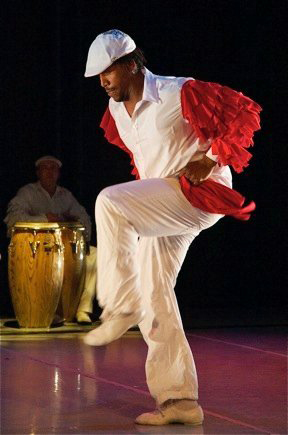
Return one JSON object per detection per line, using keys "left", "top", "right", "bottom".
{"left": 46, "top": 213, "right": 62, "bottom": 222}
{"left": 179, "top": 155, "right": 217, "bottom": 185}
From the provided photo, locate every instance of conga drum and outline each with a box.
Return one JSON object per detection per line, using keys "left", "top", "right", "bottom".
{"left": 56, "top": 222, "right": 86, "bottom": 322}
{"left": 8, "top": 223, "right": 64, "bottom": 328}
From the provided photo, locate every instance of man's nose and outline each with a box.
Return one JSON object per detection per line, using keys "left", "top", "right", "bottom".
{"left": 99, "top": 74, "right": 108, "bottom": 88}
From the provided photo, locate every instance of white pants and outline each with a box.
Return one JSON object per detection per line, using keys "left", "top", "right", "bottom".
{"left": 95, "top": 177, "right": 222, "bottom": 404}
{"left": 77, "top": 246, "right": 97, "bottom": 314}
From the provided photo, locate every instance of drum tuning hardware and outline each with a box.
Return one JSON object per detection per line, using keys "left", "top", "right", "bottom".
{"left": 8, "top": 229, "right": 16, "bottom": 249}
{"left": 29, "top": 241, "right": 40, "bottom": 257}
{"left": 43, "top": 241, "right": 55, "bottom": 252}
{"left": 70, "top": 230, "right": 79, "bottom": 254}
{"left": 8, "top": 239, "right": 15, "bottom": 249}
{"left": 55, "top": 231, "right": 64, "bottom": 253}
{"left": 55, "top": 243, "right": 64, "bottom": 253}
{"left": 70, "top": 241, "right": 79, "bottom": 254}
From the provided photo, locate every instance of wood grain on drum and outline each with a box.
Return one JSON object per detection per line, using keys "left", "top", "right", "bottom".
{"left": 8, "top": 224, "right": 64, "bottom": 328}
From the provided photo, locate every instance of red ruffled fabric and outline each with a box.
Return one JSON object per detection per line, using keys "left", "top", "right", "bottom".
{"left": 100, "top": 108, "right": 140, "bottom": 179}
{"left": 179, "top": 176, "right": 255, "bottom": 221}
{"left": 100, "top": 106, "right": 256, "bottom": 220}
{"left": 181, "top": 80, "right": 262, "bottom": 173}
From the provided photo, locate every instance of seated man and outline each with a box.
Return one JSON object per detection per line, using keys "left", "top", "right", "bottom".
{"left": 4, "top": 155, "right": 97, "bottom": 324}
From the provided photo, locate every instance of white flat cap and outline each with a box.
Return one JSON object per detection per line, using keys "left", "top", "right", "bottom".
{"left": 85, "top": 29, "right": 136, "bottom": 77}
{"left": 35, "top": 155, "right": 62, "bottom": 168}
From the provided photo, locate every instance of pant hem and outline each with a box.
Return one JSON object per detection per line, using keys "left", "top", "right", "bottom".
{"left": 156, "top": 390, "right": 198, "bottom": 405}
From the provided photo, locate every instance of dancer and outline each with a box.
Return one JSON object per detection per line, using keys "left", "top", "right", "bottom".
{"left": 83, "top": 29, "right": 261, "bottom": 425}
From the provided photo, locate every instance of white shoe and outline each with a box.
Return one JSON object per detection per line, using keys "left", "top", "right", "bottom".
{"left": 135, "top": 400, "right": 204, "bottom": 426}
{"left": 76, "top": 311, "right": 92, "bottom": 324}
{"left": 83, "top": 310, "right": 144, "bottom": 346}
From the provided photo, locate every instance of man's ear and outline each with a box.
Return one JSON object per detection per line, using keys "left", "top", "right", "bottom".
{"left": 126, "top": 60, "right": 137, "bottom": 74}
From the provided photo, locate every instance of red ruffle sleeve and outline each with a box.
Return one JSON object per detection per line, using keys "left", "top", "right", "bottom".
{"left": 100, "top": 105, "right": 256, "bottom": 220}
{"left": 181, "top": 80, "right": 262, "bottom": 173}
{"left": 100, "top": 108, "right": 140, "bottom": 179}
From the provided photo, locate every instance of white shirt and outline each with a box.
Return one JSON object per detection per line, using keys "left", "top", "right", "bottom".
{"left": 4, "top": 182, "right": 92, "bottom": 240}
{"left": 109, "top": 68, "right": 232, "bottom": 187}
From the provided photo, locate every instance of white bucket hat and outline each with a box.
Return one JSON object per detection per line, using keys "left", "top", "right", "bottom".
{"left": 35, "top": 155, "right": 62, "bottom": 168}
{"left": 84, "top": 29, "right": 136, "bottom": 77}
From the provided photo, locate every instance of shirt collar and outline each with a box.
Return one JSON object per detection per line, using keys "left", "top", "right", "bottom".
{"left": 36, "top": 181, "right": 60, "bottom": 197}
{"left": 141, "top": 67, "right": 161, "bottom": 104}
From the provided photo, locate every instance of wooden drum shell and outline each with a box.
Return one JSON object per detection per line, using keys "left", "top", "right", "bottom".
{"left": 8, "top": 223, "right": 64, "bottom": 328}
{"left": 56, "top": 223, "right": 86, "bottom": 322}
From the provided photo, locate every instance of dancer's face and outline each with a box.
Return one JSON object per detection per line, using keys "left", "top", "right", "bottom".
{"left": 99, "top": 63, "right": 133, "bottom": 102}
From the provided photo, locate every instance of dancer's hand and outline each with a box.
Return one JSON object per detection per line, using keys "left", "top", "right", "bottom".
{"left": 179, "top": 155, "right": 217, "bottom": 185}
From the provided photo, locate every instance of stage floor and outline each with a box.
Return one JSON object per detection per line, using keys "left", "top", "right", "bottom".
{"left": 1, "top": 322, "right": 287, "bottom": 434}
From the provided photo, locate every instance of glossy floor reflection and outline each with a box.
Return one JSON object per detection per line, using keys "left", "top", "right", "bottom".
{"left": 1, "top": 326, "right": 287, "bottom": 434}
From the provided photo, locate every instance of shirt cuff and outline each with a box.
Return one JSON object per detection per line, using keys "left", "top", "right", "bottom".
{"left": 206, "top": 147, "right": 218, "bottom": 163}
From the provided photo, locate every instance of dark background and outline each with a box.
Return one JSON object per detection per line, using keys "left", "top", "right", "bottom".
{"left": 1, "top": 0, "right": 287, "bottom": 327}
